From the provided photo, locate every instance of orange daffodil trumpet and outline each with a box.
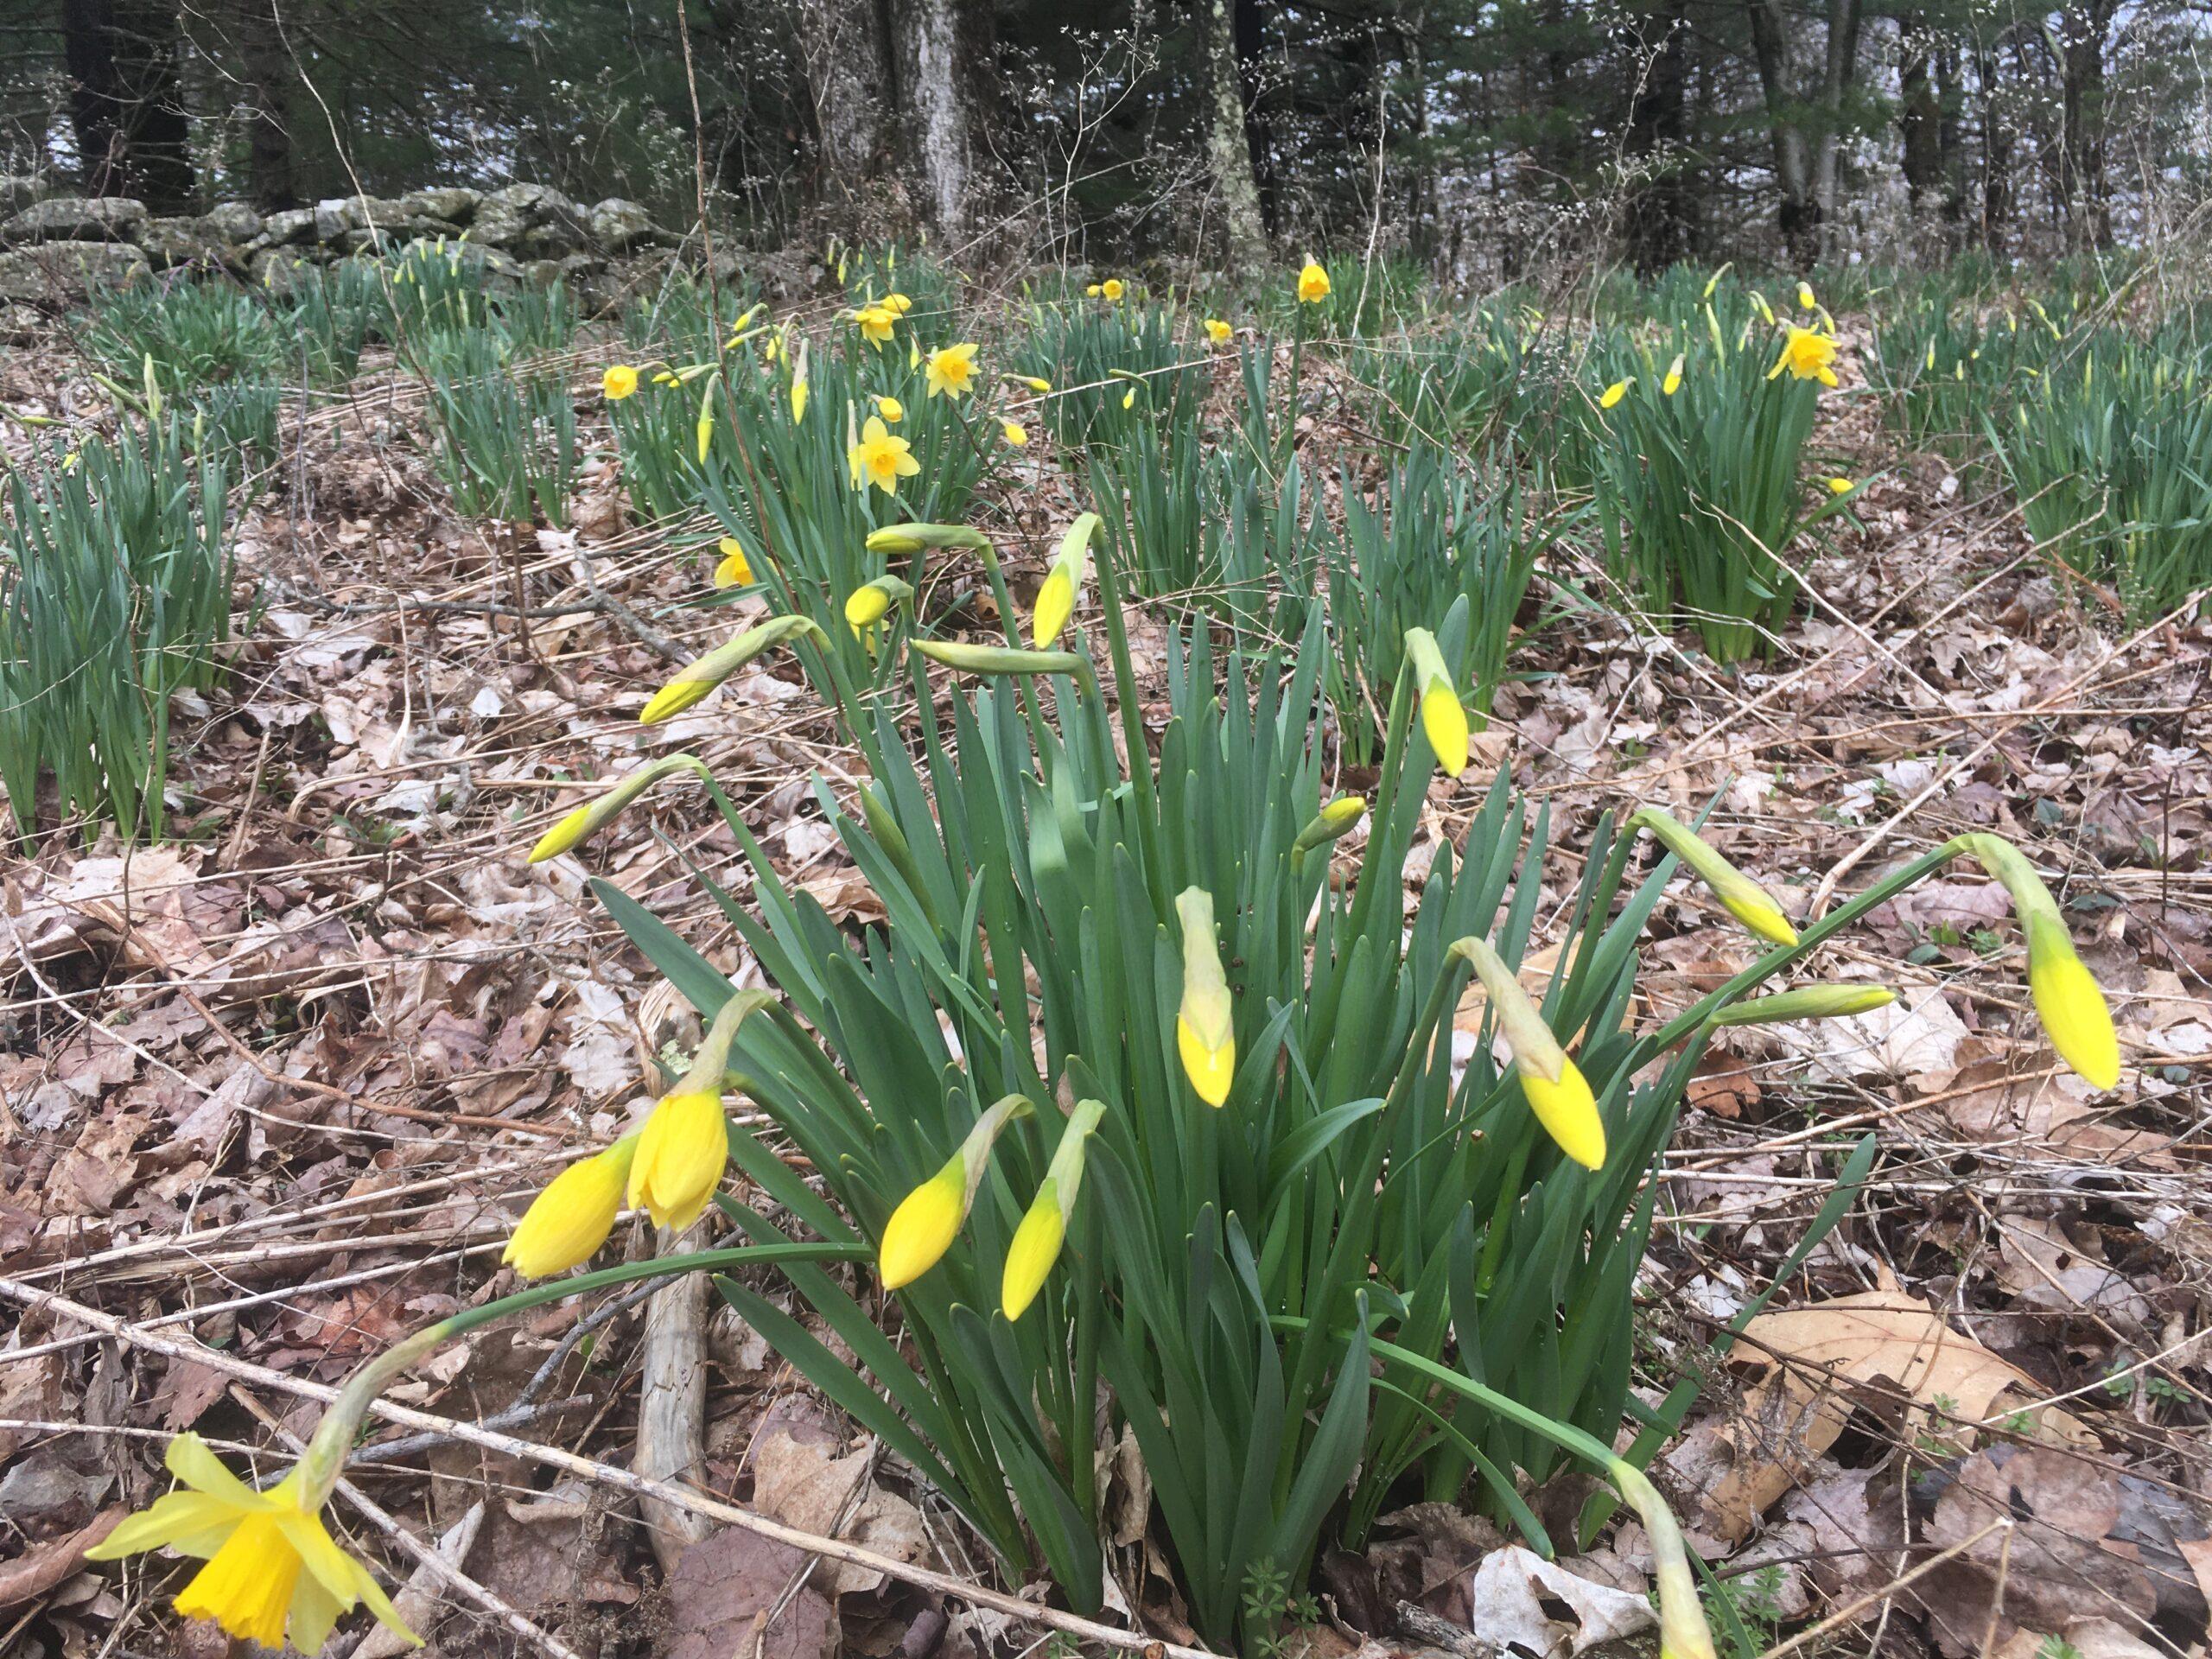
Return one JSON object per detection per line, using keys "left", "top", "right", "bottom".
{"left": 527, "top": 753, "right": 710, "bottom": 863}
{"left": 1174, "top": 887, "right": 1236, "bottom": 1107}
{"left": 1953, "top": 833, "right": 2121, "bottom": 1090}
{"left": 639, "top": 614, "right": 824, "bottom": 725}
{"left": 1626, "top": 807, "right": 1799, "bottom": 947}
{"left": 1297, "top": 258, "right": 1332, "bottom": 303}
{"left": 1001, "top": 1099, "right": 1107, "bottom": 1320}
{"left": 1402, "top": 627, "right": 1468, "bottom": 778}
{"left": 1031, "top": 512, "right": 1098, "bottom": 648}
{"left": 1770, "top": 323, "right": 1840, "bottom": 387}
{"left": 629, "top": 990, "right": 774, "bottom": 1232}
{"left": 1450, "top": 936, "right": 1606, "bottom": 1170}
{"left": 925, "top": 342, "right": 980, "bottom": 399}
{"left": 1611, "top": 1460, "right": 1719, "bottom": 1659}
{"left": 879, "top": 1094, "right": 1033, "bottom": 1289}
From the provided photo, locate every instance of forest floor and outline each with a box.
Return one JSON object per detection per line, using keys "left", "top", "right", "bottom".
{"left": 3, "top": 301, "right": 2210, "bottom": 1659}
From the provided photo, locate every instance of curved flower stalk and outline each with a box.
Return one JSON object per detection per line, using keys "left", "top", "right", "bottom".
{"left": 1402, "top": 627, "right": 1469, "bottom": 778}
{"left": 1626, "top": 807, "right": 1799, "bottom": 946}
{"left": 1450, "top": 936, "right": 1606, "bottom": 1169}
{"left": 1611, "top": 1461, "right": 1719, "bottom": 1659}
{"left": 1175, "top": 887, "right": 1236, "bottom": 1107}
{"left": 526, "top": 754, "right": 710, "bottom": 864}
{"left": 626, "top": 989, "right": 777, "bottom": 1231}
{"left": 866, "top": 522, "right": 993, "bottom": 556}
{"left": 880, "top": 1095, "right": 1033, "bottom": 1288}
{"left": 1032, "top": 512, "right": 1098, "bottom": 648}
{"left": 1951, "top": 833, "right": 2120, "bottom": 1089}
{"left": 1708, "top": 984, "right": 1896, "bottom": 1026}
{"left": 1002, "top": 1099, "right": 1107, "bottom": 1319}
{"left": 639, "top": 615, "right": 824, "bottom": 725}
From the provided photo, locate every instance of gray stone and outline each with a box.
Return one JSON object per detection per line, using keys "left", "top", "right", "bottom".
{"left": 587, "top": 198, "right": 654, "bottom": 251}
{"left": 517, "top": 219, "right": 584, "bottom": 259}
{"left": 400, "top": 186, "right": 479, "bottom": 225}
{"left": 469, "top": 199, "right": 530, "bottom": 249}
{"left": 203, "top": 201, "right": 264, "bottom": 242}
{"left": 246, "top": 247, "right": 315, "bottom": 294}
{"left": 2, "top": 195, "right": 149, "bottom": 245}
{"left": 0, "top": 239, "right": 149, "bottom": 302}
{"left": 260, "top": 207, "right": 315, "bottom": 246}
{"left": 518, "top": 258, "right": 566, "bottom": 290}
{"left": 0, "top": 175, "right": 48, "bottom": 216}
{"left": 139, "top": 216, "right": 238, "bottom": 269}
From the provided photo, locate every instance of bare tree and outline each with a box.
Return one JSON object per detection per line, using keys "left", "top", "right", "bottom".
{"left": 62, "top": 0, "right": 196, "bottom": 210}
{"left": 1201, "top": 0, "right": 1268, "bottom": 265}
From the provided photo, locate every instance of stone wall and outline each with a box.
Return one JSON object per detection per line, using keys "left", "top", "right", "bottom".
{"left": 0, "top": 181, "right": 675, "bottom": 309}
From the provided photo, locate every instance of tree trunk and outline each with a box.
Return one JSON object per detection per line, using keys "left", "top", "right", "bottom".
{"left": 232, "top": 0, "right": 296, "bottom": 212}
{"left": 1977, "top": 40, "right": 2012, "bottom": 253}
{"left": 2057, "top": 0, "right": 2113, "bottom": 249}
{"left": 1899, "top": 13, "right": 1943, "bottom": 211}
{"left": 1809, "top": 0, "right": 1863, "bottom": 232}
{"left": 64, "top": 0, "right": 196, "bottom": 212}
{"left": 795, "top": 0, "right": 894, "bottom": 231}
{"left": 1235, "top": 0, "right": 1275, "bottom": 238}
{"left": 890, "top": 0, "right": 995, "bottom": 244}
{"left": 1624, "top": 0, "right": 1694, "bottom": 275}
{"left": 1200, "top": 0, "right": 1268, "bottom": 267}
{"left": 1745, "top": 0, "right": 1821, "bottom": 265}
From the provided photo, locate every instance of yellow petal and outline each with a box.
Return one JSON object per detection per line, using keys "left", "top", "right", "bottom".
{"left": 86, "top": 1491, "right": 240, "bottom": 1560}
{"left": 627, "top": 1089, "right": 728, "bottom": 1230}
{"left": 527, "top": 806, "right": 593, "bottom": 865}
{"left": 1419, "top": 681, "right": 1469, "bottom": 778}
{"left": 165, "top": 1433, "right": 273, "bottom": 1510}
{"left": 880, "top": 1165, "right": 964, "bottom": 1288}
{"left": 1032, "top": 568, "right": 1073, "bottom": 647}
{"left": 1001, "top": 1178, "right": 1066, "bottom": 1320}
{"left": 1176, "top": 1014, "right": 1235, "bottom": 1108}
{"left": 2028, "top": 922, "right": 2120, "bottom": 1090}
{"left": 1521, "top": 1058, "right": 1606, "bottom": 1169}
{"left": 503, "top": 1142, "right": 634, "bottom": 1277}
{"left": 174, "top": 1515, "right": 301, "bottom": 1649}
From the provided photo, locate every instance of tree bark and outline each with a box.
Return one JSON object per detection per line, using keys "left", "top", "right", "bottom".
{"left": 1899, "top": 13, "right": 1942, "bottom": 210}
{"left": 63, "top": 0, "right": 196, "bottom": 212}
{"left": 2056, "top": 0, "right": 2114, "bottom": 248}
{"left": 1201, "top": 0, "right": 1268, "bottom": 266}
{"left": 890, "top": 0, "right": 995, "bottom": 244}
{"left": 232, "top": 0, "right": 297, "bottom": 212}
{"left": 1745, "top": 0, "right": 1860, "bottom": 265}
{"left": 794, "top": 0, "right": 894, "bottom": 231}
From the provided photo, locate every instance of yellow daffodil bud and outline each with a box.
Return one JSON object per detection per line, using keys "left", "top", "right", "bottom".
{"left": 714, "top": 537, "right": 756, "bottom": 588}
{"left": 1175, "top": 887, "right": 1236, "bottom": 1107}
{"left": 1001, "top": 419, "right": 1028, "bottom": 447}
{"left": 1611, "top": 1461, "right": 1719, "bottom": 1659}
{"left": 1451, "top": 937, "right": 1606, "bottom": 1169}
{"left": 881, "top": 290, "right": 912, "bottom": 315}
{"left": 876, "top": 395, "right": 904, "bottom": 423}
{"left": 1749, "top": 289, "right": 1775, "bottom": 325}
{"left": 1293, "top": 793, "right": 1368, "bottom": 859}
{"left": 1205, "top": 318, "right": 1233, "bottom": 344}
{"left": 1001, "top": 1099, "right": 1106, "bottom": 1320}
{"left": 866, "top": 523, "right": 992, "bottom": 555}
{"left": 1700, "top": 262, "right": 1732, "bottom": 300}
{"left": 912, "top": 640, "right": 1084, "bottom": 677}
{"left": 791, "top": 368, "right": 808, "bottom": 426}
{"left": 602, "top": 363, "right": 639, "bottom": 401}
{"left": 627, "top": 992, "right": 774, "bottom": 1230}
{"left": 880, "top": 1095, "right": 1033, "bottom": 1289}
{"left": 1085, "top": 283, "right": 1101, "bottom": 297}
{"left": 844, "top": 574, "right": 912, "bottom": 632}
{"left": 1122, "top": 387, "right": 1136, "bottom": 409}
{"left": 1953, "top": 835, "right": 2119, "bottom": 1089}
{"left": 1797, "top": 280, "right": 1816, "bottom": 310}
{"left": 503, "top": 1136, "right": 639, "bottom": 1276}
{"left": 1297, "top": 260, "right": 1331, "bottom": 303}
{"left": 1402, "top": 628, "right": 1468, "bottom": 778}
{"left": 1599, "top": 377, "right": 1632, "bottom": 409}
{"left": 1827, "top": 476, "right": 1854, "bottom": 495}
{"left": 1627, "top": 807, "right": 1798, "bottom": 946}
{"left": 527, "top": 753, "right": 710, "bottom": 862}
{"left": 1662, "top": 353, "right": 1684, "bottom": 396}
{"left": 86, "top": 1433, "right": 419, "bottom": 1651}
{"left": 640, "top": 614, "right": 824, "bottom": 725}
{"left": 1032, "top": 512, "right": 1097, "bottom": 648}
{"left": 1002, "top": 372, "right": 1052, "bottom": 393}
{"left": 1710, "top": 985, "right": 1897, "bottom": 1026}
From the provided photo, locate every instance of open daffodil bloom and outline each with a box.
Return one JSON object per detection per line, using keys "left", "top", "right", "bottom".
{"left": 87, "top": 1434, "right": 416, "bottom": 1651}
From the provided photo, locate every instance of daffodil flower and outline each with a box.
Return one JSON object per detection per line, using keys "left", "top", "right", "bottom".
{"left": 881, "top": 291, "right": 913, "bottom": 316}
{"left": 1205, "top": 318, "right": 1233, "bottom": 345}
{"left": 1297, "top": 259, "right": 1331, "bottom": 303}
{"left": 1769, "top": 325, "right": 1840, "bottom": 387}
{"left": 874, "top": 396, "right": 903, "bottom": 423}
{"left": 790, "top": 343, "right": 809, "bottom": 425}
{"left": 1001, "top": 419, "right": 1027, "bottom": 447}
{"left": 880, "top": 1095, "right": 1033, "bottom": 1288}
{"left": 1003, "top": 373, "right": 1052, "bottom": 393}
{"left": 1175, "top": 887, "right": 1236, "bottom": 1107}
{"left": 639, "top": 615, "right": 824, "bottom": 725}
{"left": 848, "top": 416, "right": 920, "bottom": 494}
{"left": 1599, "top": 377, "right": 1633, "bottom": 410}
{"left": 626, "top": 991, "right": 776, "bottom": 1231}
{"left": 1291, "top": 794, "right": 1368, "bottom": 864}
{"left": 1626, "top": 807, "right": 1799, "bottom": 946}
{"left": 925, "top": 343, "right": 980, "bottom": 399}
{"left": 1953, "top": 835, "right": 2120, "bottom": 1089}
{"left": 1100, "top": 278, "right": 1125, "bottom": 302}
{"left": 1610, "top": 1461, "right": 1719, "bottom": 1659}
{"left": 1031, "top": 512, "right": 1097, "bottom": 647}
{"left": 1451, "top": 937, "right": 1606, "bottom": 1170}
{"left": 502, "top": 1135, "right": 639, "bottom": 1276}
{"left": 602, "top": 364, "right": 639, "bottom": 401}
{"left": 1796, "top": 280, "right": 1817, "bottom": 311}
{"left": 845, "top": 574, "right": 912, "bottom": 635}
{"left": 1827, "top": 476, "right": 1855, "bottom": 495}
{"left": 713, "top": 536, "right": 755, "bottom": 588}
{"left": 527, "top": 753, "right": 710, "bottom": 862}
{"left": 866, "top": 522, "right": 992, "bottom": 556}
{"left": 1402, "top": 628, "right": 1468, "bottom": 778}
{"left": 1662, "top": 353, "right": 1684, "bottom": 396}
{"left": 1002, "top": 1099, "right": 1106, "bottom": 1320}
{"left": 86, "top": 1434, "right": 418, "bottom": 1652}
{"left": 853, "top": 306, "right": 896, "bottom": 346}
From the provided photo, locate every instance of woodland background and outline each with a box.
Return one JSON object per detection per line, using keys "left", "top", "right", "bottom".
{"left": 2, "top": 0, "right": 2209, "bottom": 279}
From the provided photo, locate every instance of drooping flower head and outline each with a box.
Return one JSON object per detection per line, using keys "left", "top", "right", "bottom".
{"left": 714, "top": 536, "right": 756, "bottom": 589}
{"left": 1001, "top": 419, "right": 1028, "bottom": 447}
{"left": 874, "top": 395, "right": 905, "bottom": 423}
{"left": 503, "top": 1135, "right": 639, "bottom": 1277}
{"left": 1174, "top": 887, "right": 1236, "bottom": 1107}
{"left": 1297, "top": 260, "right": 1331, "bottom": 304}
{"left": 1953, "top": 834, "right": 2120, "bottom": 1090}
{"left": 844, "top": 574, "right": 913, "bottom": 635}
{"left": 1031, "top": 512, "right": 1097, "bottom": 648}
{"left": 880, "top": 1095, "right": 1033, "bottom": 1289}
{"left": 639, "top": 616, "right": 824, "bottom": 725}
{"left": 1451, "top": 936, "right": 1606, "bottom": 1170}
{"left": 626, "top": 990, "right": 777, "bottom": 1231}
{"left": 1610, "top": 1460, "right": 1719, "bottom": 1659}
{"left": 527, "top": 753, "right": 711, "bottom": 862}
{"left": 1001, "top": 1099, "right": 1107, "bottom": 1320}
{"left": 1626, "top": 807, "right": 1799, "bottom": 948}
